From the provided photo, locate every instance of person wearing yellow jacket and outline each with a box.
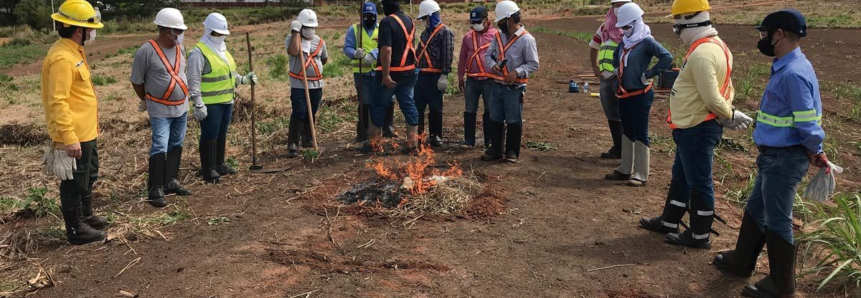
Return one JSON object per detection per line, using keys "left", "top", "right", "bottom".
{"left": 40, "top": 0, "right": 107, "bottom": 245}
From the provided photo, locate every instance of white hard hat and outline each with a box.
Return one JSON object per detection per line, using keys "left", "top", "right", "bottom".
{"left": 417, "top": 0, "right": 440, "bottom": 20}
{"left": 203, "top": 12, "right": 230, "bottom": 35}
{"left": 610, "top": 0, "right": 633, "bottom": 4}
{"left": 154, "top": 8, "right": 187, "bottom": 30}
{"left": 494, "top": 0, "right": 520, "bottom": 23}
{"left": 615, "top": 3, "right": 644, "bottom": 27}
{"left": 298, "top": 9, "right": 319, "bottom": 27}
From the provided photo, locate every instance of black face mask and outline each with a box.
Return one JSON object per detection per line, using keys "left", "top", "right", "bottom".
{"left": 382, "top": 2, "right": 399, "bottom": 16}
{"left": 363, "top": 17, "right": 376, "bottom": 29}
{"left": 757, "top": 31, "right": 777, "bottom": 57}
{"left": 498, "top": 20, "right": 509, "bottom": 34}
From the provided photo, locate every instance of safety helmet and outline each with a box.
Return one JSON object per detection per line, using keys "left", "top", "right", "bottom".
{"left": 494, "top": 0, "right": 520, "bottom": 23}
{"left": 203, "top": 13, "right": 230, "bottom": 35}
{"left": 51, "top": 0, "right": 104, "bottom": 29}
{"left": 298, "top": 9, "right": 319, "bottom": 28}
{"left": 671, "top": 0, "right": 711, "bottom": 16}
{"left": 615, "top": 3, "right": 644, "bottom": 27}
{"left": 154, "top": 8, "right": 187, "bottom": 30}
{"left": 610, "top": 0, "right": 632, "bottom": 4}
{"left": 418, "top": 0, "right": 441, "bottom": 20}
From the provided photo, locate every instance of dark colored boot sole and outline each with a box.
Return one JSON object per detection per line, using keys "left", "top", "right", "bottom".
{"left": 67, "top": 230, "right": 107, "bottom": 245}
{"left": 600, "top": 151, "right": 621, "bottom": 159}
{"left": 666, "top": 232, "right": 712, "bottom": 249}
{"left": 148, "top": 198, "right": 168, "bottom": 208}
{"left": 481, "top": 154, "right": 503, "bottom": 161}
{"left": 605, "top": 171, "right": 631, "bottom": 181}
{"left": 83, "top": 217, "right": 109, "bottom": 230}
{"left": 713, "top": 253, "right": 754, "bottom": 277}
{"left": 638, "top": 217, "right": 679, "bottom": 234}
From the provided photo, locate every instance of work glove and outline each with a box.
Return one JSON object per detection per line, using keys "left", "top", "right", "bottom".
{"left": 640, "top": 73, "right": 652, "bottom": 86}
{"left": 138, "top": 100, "right": 147, "bottom": 112}
{"left": 42, "top": 148, "right": 76, "bottom": 181}
{"left": 239, "top": 72, "right": 258, "bottom": 85}
{"left": 362, "top": 53, "right": 376, "bottom": 66}
{"left": 193, "top": 104, "right": 208, "bottom": 121}
{"left": 437, "top": 75, "right": 448, "bottom": 91}
{"left": 719, "top": 110, "right": 754, "bottom": 130}
{"left": 803, "top": 160, "right": 843, "bottom": 202}
{"left": 291, "top": 20, "right": 302, "bottom": 33}
{"left": 354, "top": 48, "right": 365, "bottom": 59}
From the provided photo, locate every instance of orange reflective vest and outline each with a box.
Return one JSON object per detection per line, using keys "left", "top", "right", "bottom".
{"left": 667, "top": 37, "right": 732, "bottom": 129}
{"left": 145, "top": 39, "right": 188, "bottom": 106}
{"left": 489, "top": 31, "right": 529, "bottom": 84}
{"left": 376, "top": 14, "right": 417, "bottom": 73}
{"left": 466, "top": 31, "right": 492, "bottom": 78}
{"left": 289, "top": 39, "right": 326, "bottom": 81}
{"left": 616, "top": 43, "right": 652, "bottom": 99}
{"left": 417, "top": 23, "right": 445, "bottom": 73}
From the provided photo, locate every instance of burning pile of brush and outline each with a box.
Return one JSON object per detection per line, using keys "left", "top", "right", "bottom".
{"left": 338, "top": 146, "right": 483, "bottom": 217}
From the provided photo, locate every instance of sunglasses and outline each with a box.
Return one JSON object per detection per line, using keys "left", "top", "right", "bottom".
{"left": 621, "top": 25, "right": 633, "bottom": 30}
{"left": 470, "top": 20, "right": 483, "bottom": 25}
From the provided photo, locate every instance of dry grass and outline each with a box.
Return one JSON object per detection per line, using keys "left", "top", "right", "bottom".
{"left": 392, "top": 175, "right": 484, "bottom": 219}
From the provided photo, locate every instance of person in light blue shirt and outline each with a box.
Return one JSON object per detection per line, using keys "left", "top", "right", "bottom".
{"left": 712, "top": 10, "right": 829, "bottom": 298}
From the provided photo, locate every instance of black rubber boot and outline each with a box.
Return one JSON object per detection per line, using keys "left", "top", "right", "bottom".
{"left": 463, "top": 112, "right": 477, "bottom": 147}
{"left": 200, "top": 140, "right": 221, "bottom": 184}
{"left": 80, "top": 188, "right": 108, "bottom": 230}
{"left": 742, "top": 231, "right": 797, "bottom": 298}
{"left": 287, "top": 116, "right": 302, "bottom": 158}
{"left": 383, "top": 102, "right": 398, "bottom": 138}
{"left": 355, "top": 104, "right": 370, "bottom": 143}
{"left": 62, "top": 205, "right": 106, "bottom": 245}
{"left": 301, "top": 115, "right": 315, "bottom": 148}
{"left": 639, "top": 180, "right": 687, "bottom": 234}
{"left": 482, "top": 112, "right": 491, "bottom": 148}
{"left": 417, "top": 112, "right": 426, "bottom": 138}
{"left": 216, "top": 136, "right": 237, "bottom": 175}
{"left": 666, "top": 191, "right": 714, "bottom": 249}
{"left": 504, "top": 121, "right": 522, "bottom": 163}
{"left": 428, "top": 111, "right": 443, "bottom": 148}
{"left": 148, "top": 153, "right": 168, "bottom": 208}
{"left": 481, "top": 120, "right": 505, "bottom": 161}
{"left": 601, "top": 120, "right": 623, "bottom": 159}
{"left": 714, "top": 212, "right": 766, "bottom": 277}
{"left": 164, "top": 147, "right": 192, "bottom": 196}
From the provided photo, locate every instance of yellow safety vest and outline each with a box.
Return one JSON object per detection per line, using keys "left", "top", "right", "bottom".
{"left": 598, "top": 41, "right": 618, "bottom": 73}
{"left": 194, "top": 42, "right": 236, "bottom": 105}
{"left": 352, "top": 23, "right": 378, "bottom": 73}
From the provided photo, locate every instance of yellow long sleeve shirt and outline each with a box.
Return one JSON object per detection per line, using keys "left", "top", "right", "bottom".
{"left": 669, "top": 38, "right": 734, "bottom": 129}
{"left": 41, "top": 38, "right": 99, "bottom": 145}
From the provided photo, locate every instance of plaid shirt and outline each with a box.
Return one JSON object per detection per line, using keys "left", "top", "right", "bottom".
{"left": 416, "top": 24, "right": 454, "bottom": 75}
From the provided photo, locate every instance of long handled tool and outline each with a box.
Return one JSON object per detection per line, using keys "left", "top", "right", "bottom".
{"left": 246, "top": 32, "right": 262, "bottom": 171}
{"left": 357, "top": 5, "right": 364, "bottom": 136}
{"left": 299, "top": 43, "right": 319, "bottom": 151}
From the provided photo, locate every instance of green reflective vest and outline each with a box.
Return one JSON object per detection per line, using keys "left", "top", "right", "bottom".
{"left": 195, "top": 42, "right": 237, "bottom": 105}
{"left": 352, "top": 23, "right": 378, "bottom": 74}
{"left": 598, "top": 41, "right": 618, "bottom": 73}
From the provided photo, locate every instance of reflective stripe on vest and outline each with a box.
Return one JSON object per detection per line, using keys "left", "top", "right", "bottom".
{"left": 616, "top": 43, "right": 652, "bottom": 99}
{"left": 352, "top": 23, "right": 379, "bottom": 73}
{"left": 597, "top": 41, "right": 618, "bottom": 73}
{"left": 376, "top": 14, "right": 416, "bottom": 72}
{"left": 145, "top": 39, "right": 188, "bottom": 106}
{"left": 466, "top": 31, "right": 491, "bottom": 78}
{"left": 289, "top": 39, "right": 326, "bottom": 81}
{"left": 195, "top": 42, "right": 236, "bottom": 105}
{"left": 489, "top": 31, "right": 529, "bottom": 84}
{"left": 667, "top": 37, "right": 732, "bottom": 129}
{"left": 417, "top": 23, "right": 445, "bottom": 73}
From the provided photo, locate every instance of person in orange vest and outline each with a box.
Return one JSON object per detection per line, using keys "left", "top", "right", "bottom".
{"left": 40, "top": 0, "right": 107, "bottom": 245}
{"left": 458, "top": 6, "right": 497, "bottom": 148}
{"left": 603, "top": 3, "right": 673, "bottom": 186}
{"left": 414, "top": 0, "right": 454, "bottom": 148}
{"left": 131, "top": 8, "right": 192, "bottom": 208}
{"left": 286, "top": 9, "right": 328, "bottom": 158}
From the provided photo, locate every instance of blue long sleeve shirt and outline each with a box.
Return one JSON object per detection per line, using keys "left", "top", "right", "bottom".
{"left": 343, "top": 24, "right": 379, "bottom": 60}
{"left": 753, "top": 48, "right": 825, "bottom": 153}
{"left": 612, "top": 37, "right": 673, "bottom": 92}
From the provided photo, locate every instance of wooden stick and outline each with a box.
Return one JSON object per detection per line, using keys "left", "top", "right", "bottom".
{"left": 586, "top": 263, "right": 637, "bottom": 272}
{"left": 246, "top": 32, "right": 260, "bottom": 169}
{"left": 298, "top": 47, "right": 319, "bottom": 150}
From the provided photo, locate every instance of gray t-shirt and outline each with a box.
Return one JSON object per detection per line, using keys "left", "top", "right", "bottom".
{"left": 130, "top": 41, "right": 189, "bottom": 118}
{"left": 287, "top": 35, "right": 328, "bottom": 89}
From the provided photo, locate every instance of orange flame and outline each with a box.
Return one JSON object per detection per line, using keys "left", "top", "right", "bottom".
{"left": 367, "top": 134, "right": 463, "bottom": 196}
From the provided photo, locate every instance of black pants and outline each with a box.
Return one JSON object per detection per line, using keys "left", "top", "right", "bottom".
{"left": 59, "top": 139, "right": 99, "bottom": 211}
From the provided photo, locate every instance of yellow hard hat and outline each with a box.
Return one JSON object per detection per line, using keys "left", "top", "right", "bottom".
{"left": 671, "top": 0, "right": 711, "bottom": 16}
{"left": 51, "top": 0, "right": 104, "bottom": 29}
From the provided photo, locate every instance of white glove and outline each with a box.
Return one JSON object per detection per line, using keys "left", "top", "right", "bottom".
{"left": 437, "top": 75, "right": 448, "bottom": 91}
{"left": 193, "top": 104, "right": 208, "bottom": 121}
{"left": 641, "top": 73, "right": 651, "bottom": 86}
{"left": 240, "top": 72, "right": 258, "bottom": 85}
{"left": 42, "top": 149, "right": 76, "bottom": 180}
{"left": 138, "top": 100, "right": 147, "bottom": 112}
{"left": 362, "top": 53, "right": 376, "bottom": 66}
{"left": 291, "top": 20, "right": 302, "bottom": 33}
{"left": 354, "top": 48, "right": 365, "bottom": 59}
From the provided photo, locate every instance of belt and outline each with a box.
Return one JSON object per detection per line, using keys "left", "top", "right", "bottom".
{"left": 757, "top": 145, "right": 805, "bottom": 153}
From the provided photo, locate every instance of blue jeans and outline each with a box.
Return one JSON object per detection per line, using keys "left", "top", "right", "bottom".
{"left": 371, "top": 70, "right": 419, "bottom": 127}
{"left": 290, "top": 88, "right": 323, "bottom": 120}
{"left": 353, "top": 73, "right": 374, "bottom": 105}
{"left": 200, "top": 103, "right": 233, "bottom": 141}
{"left": 464, "top": 78, "right": 492, "bottom": 114}
{"left": 619, "top": 90, "right": 653, "bottom": 145}
{"left": 489, "top": 83, "right": 524, "bottom": 124}
{"left": 670, "top": 120, "right": 723, "bottom": 208}
{"left": 745, "top": 145, "right": 810, "bottom": 244}
{"left": 150, "top": 113, "right": 188, "bottom": 156}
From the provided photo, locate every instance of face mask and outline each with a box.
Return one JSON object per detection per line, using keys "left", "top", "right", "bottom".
{"left": 209, "top": 35, "right": 227, "bottom": 50}
{"left": 176, "top": 33, "right": 184, "bottom": 45}
{"left": 757, "top": 32, "right": 777, "bottom": 57}
{"left": 498, "top": 20, "right": 509, "bottom": 34}
{"left": 301, "top": 28, "right": 315, "bottom": 39}
{"left": 614, "top": 7, "right": 620, "bottom": 16}
{"left": 472, "top": 23, "right": 485, "bottom": 32}
{"left": 363, "top": 18, "right": 375, "bottom": 29}
{"left": 623, "top": 26, "right": 634, "bottom": 37}
{"left": 84, "top": 29, "right": 96, "bottom": 45}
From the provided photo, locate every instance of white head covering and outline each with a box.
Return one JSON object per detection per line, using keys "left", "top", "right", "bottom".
{"left": 677, "top": 11, "right": 719, "bottom": 45}
{"left": 622, "top": 18, "right": 651, "bottom": 49}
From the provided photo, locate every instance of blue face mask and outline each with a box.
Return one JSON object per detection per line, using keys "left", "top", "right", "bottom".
{"left": 426, "top": 12, "right": 442, "bottom": 29}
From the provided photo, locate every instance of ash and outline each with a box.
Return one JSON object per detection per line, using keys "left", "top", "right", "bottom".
{"left": 337, "top": 178, "right": 408, "bottom": 208}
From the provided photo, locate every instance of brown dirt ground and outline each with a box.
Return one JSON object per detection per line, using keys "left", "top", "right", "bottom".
{"left": 4, "top": 12, "right": 861, "bottom": 298}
